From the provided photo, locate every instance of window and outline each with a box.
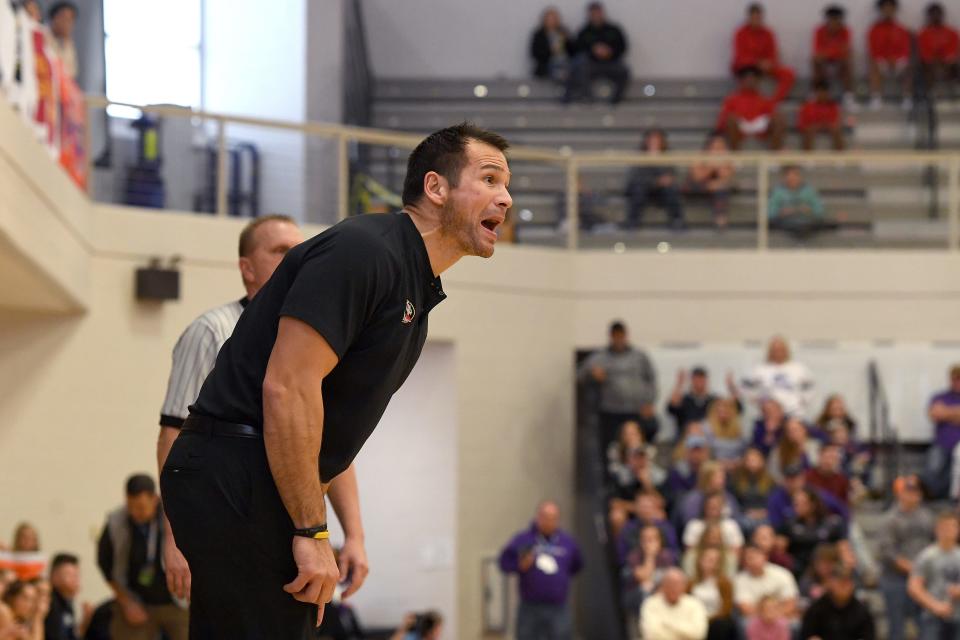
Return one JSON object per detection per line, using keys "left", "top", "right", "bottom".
{"left": 103, "top": 0, "right": 203, "bottom": 118}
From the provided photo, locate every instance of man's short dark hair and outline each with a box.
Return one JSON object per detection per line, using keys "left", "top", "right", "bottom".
{"left": 238, "top": 214, "right": 296, "bottom": 258}
{"left": 747, "top": 3, "right": 764, "bottom": 15}
{"left": 50, "top": 553, "right": 79, "bottom": 574}
{"left": 691, "top": 366, "right": 708, "bottom": 377}
{"left": 824, "top": 5, "right": 845, "bottom": 19}
{"left": 609, "top": 320, "right": 627, "bottom": 334}
{"left": 587, "top": 2, "right": 604, "bottom": 11}
{"left": 928, "top": 3, "right": 945, "bottom": 17}
{"left": 125, "top": 474, "right": 156, "bottom": 497}
{"left": 877, "top": 0, "right": 897, "bottom": 8}
{"left": 812, "top": 78, "right": 831, "bottom": 91}
{"left": 48, "top": 1, "right": 78, "bottom": 19}
{"left": 401, "top": 122, "right": 510, "bottom": 207}
{"left": 736, "top": 65, "right": 762, "bottom": 79}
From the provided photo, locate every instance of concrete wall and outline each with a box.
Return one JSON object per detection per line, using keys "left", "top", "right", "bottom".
{"left": 363, "top": 0, "right": 928, "bottom": 79}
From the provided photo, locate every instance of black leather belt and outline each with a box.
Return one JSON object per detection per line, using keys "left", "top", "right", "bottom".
{"left": 182, "top": 415, "right": 261, "bottom": 439}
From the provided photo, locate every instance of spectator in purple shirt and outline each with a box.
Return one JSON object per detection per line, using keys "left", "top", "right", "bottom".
{"left": 922, "top": 365, "right": 960, "bottom": 498}
{"left": 766, "top": 464, "right": 848, "bottom": 528}
{"left": 752, "top": 398, "right": 786, "bottom": 456}
{"left": 667, "top": 435, "right": 712, "bottom": 503}
{"left": 617, "top": 492, "right": 680, "bottom": 562}
{"left": 499, "top": 501, "right": 583, "bottom": 640}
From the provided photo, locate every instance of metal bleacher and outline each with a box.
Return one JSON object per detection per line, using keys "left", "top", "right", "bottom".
{"left": 368, "top": 76, "right": 960, "bottom": 249}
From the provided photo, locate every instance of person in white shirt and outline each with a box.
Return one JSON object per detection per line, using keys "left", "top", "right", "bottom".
{"left": 682, "top": 492, "right": 744, "bottom": 554}
{"left": 640, "top": 568, "right": 709, "bottom": 640}
{"left": 733, "top": 544, "right": 799, "bottom": 620}
{"left": 741, "top": 336, "right": 814, "bottom": 418}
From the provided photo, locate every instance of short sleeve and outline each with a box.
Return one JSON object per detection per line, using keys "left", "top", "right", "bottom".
{"left": 910, "top": 549, "right": 932, "bottom": 580}
{"left": 778, "top": 567, "right": 800, "bottom": 599}
{"left": 159, "top": 319, "right": 218, "bottom": 426}
{"left": 279, "top": 229, "right": 393, "bottom": 359}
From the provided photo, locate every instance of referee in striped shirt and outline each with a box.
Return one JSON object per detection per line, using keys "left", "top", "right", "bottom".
{"left": 155, "top": 215, "right": 372, "bottom": 609}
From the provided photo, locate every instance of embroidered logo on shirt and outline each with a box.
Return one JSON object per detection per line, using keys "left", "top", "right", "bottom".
{"left": 402, "top": 300, "right": 416, "bottom": 324}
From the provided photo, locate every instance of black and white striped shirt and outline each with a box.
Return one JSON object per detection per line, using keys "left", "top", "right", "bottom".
{"left": 159, "top": 298, "right": 246, "bottom": 428}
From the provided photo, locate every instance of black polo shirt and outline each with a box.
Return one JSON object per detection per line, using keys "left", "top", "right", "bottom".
{"left": 191, "top": 212, "right": 446, "bottom": 482}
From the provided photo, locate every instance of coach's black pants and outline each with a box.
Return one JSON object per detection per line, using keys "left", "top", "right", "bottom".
{"left": 161, "top": 429, "right": 315, "bottom": 639}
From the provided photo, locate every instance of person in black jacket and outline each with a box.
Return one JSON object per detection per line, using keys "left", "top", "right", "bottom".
{"left": 564, "top": 2, "right": 630, "bottom": 103}
{"left": 530, "top": 7, "right": 576, "bottom": 81}
{"left": 800, "top": 566, "right": 875, "bottom": 640}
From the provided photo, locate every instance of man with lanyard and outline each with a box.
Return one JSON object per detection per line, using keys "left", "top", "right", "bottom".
{"left": 161, "top": 123, "right": 512, "bottom": 637}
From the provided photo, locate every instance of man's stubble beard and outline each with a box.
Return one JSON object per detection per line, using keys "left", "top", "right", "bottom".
{"left": 440, "top": 198, "right": 485, "bottom": 257}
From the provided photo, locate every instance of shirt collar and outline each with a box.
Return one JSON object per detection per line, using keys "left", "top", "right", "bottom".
{"left": 398, "top": 212, "right": 447, "bottom": 313}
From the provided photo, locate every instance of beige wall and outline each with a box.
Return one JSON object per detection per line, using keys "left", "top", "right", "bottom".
{"left": 4, "top": 103, "right": 960, "bottom": 638}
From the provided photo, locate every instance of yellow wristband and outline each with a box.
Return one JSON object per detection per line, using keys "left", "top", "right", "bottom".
{"left": 312, "top": 531, "right": 330, "bottom": 540}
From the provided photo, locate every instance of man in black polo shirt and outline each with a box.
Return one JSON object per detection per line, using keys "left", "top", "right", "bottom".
{"left": 161, "top": 122, "right": 512, "bottom": 639}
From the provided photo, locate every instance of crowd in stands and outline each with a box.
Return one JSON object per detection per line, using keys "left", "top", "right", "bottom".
{"left": 530, "top": 1, "right": 960, "bottom": 233}
{"left": 514, "top": 320, "right": 960, "bottom": 639}
{"left": 0, "top": 475, "right": 438, "bottom": 640}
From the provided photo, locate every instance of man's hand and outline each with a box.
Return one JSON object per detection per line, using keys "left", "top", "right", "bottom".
{"left": 894, "top": 557, "right": 913, "bottom": 575}
{"left": 931, "top": 402, "right": 949, "bottom": 422}
{"left": 948, "top": 584, "right": 960, "bottom": 601}
{"left": 931, "top": 599, "right": 953, "bottom": 619}
{"left": 592, "top": 43, "right": 612, "bottom": 59}
{"left": 163, "top": 535, "right": 191, "bottom": 601}
{"left": 284, "top": 537, "right": 340, "bottom": 623}
{"left": 640, "top": 404, "right": 655, "bottom": 419}
{"left": 337, "top": 537, "right": 370, "bottom": 599}
{"left": 519, "top": 551, "right": 535, "bottom": 573}
{"left": 591, "top": 366, "right": 607, "bottom": 383}
{"left": 121, "top": 599, "right": 149, "bottom": 626}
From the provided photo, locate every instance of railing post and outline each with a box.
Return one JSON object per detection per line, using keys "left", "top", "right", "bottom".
{"left": 757, "top": 157, "right": 769, "bottom": 251}
{"left": 215, "top": 118, "right": 228, "bottom": 217}
{"left": 337, "top": 134, "right": 349, "bottom": 221}
{"left": 84, "top": 97, "right": 94, "bottom": 198}
{"left": 949, "top": 155, "right": 959, "bottom": 252}
{"left": 566, "top": 157, "right": 579, "bottom": 250}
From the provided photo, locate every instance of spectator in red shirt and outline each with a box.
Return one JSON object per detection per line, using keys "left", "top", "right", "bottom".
{"left": 868, "top": 0, "right": 914, "bottom": 111}
{"left": 717, "top": 66, "right": 790, "bottom": 150}
{"left": 798, "top": 80, "right": 844, "bottom": 151}
{"left": 812, "top": 5, "right": 856, "bottom": 108}
{"left": 806, "top": 444, "right": 850, "bottom": 506}
{"left": 918, "top": 3, "right": 960, "bottom": 97}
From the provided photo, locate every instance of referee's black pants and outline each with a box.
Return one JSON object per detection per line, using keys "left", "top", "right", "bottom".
{"left": 161, "top": 428, "right": 315, "bottom": 639}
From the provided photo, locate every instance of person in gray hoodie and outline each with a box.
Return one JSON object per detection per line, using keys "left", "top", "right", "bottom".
{"left": 578, "top": 320, "right": 658, "bottom": 446}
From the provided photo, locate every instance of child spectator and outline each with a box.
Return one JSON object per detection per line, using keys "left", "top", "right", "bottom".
{"left": 745, "top": 595, "right": 790, "bottom": 640}
{"left": 805, "top": 443, "right": 850, "bottom": 506}
{"left": 868, "top": 0, "right": 913, "bottom": 111}
{"left": 624, "top": 129, "right": 685, "bottom": 231}
{"left": 688, "top": 546, "right": 738, "bottom": 640}
{"left": 751, "top": 398, "right": 786, "bottom": 455}
{"left": 717, "top": 66, "right": 791, "bottom": 150}
{"left": 686, "top": 134, "right": 736, "bottom": 230}
{"left": 768, "top": 165, "right": 832, "bottom": 240}
{"left": 918, "top": 3, "right": 960, "bottom": 97}
{"left": 812, "top": 5, "right": 856, "bottom": 106}
{"left": 731, "top": 447, "right": 776, "bottom": 533}
{"left": 798, "top": 80, "right": 844, "bottom": 151}
{"left": 530, "top": 7, "right": 576, "bottom": 81}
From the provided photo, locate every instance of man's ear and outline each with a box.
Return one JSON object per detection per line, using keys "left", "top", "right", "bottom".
{"left": 423, "top": 171, "right": 448, "bottom": 207}
{"left": 238, "top": 257, "right": 254, "bottom": 285}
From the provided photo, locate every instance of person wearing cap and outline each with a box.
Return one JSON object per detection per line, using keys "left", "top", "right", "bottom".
{"left": 667, "top": 367, "right": 741, "bottom": 437}
{"left": 578, "top": 320, "right": 658, "bottom": 446}
{"left": 918, "top": 3, "right": 959, "bottom": 97}
{"left": 667, "top": 435, "right": 712, "bottom": 501}
{"left": 908, "top": 511, "right": 960, "bottom": 640}
{"left": 923, "top": 365, "right": 960, "bottom": 499}
{"left": 765, "top": 464, "right": 848, "bottom": 529}
{"left": 877, "top": 476, "right": 935, "bottom": 640}
{"left": 498, "top": 501, "right": 583, "bottom": 640}
{"left": 800, "top": 566, "right": 875, "bottom": 640}
{"left": 812, "top": 5, "right": 856, "bottom": 107}
{"left": 867, "top": 0, "right": 913, "bottom": 111}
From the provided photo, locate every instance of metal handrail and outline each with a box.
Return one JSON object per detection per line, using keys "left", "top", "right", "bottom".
{"left": 868, "top": 360, "right": 899, "bottom": 491}
{"left": 83, "top": 95, "right": 960, "bottom": 252}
